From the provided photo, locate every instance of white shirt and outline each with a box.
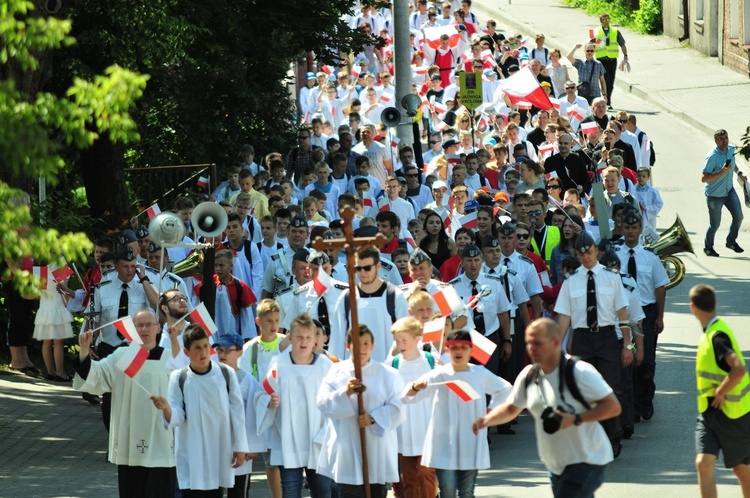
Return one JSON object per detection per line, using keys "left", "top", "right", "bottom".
{"left": 390, "top": 352, "right": 437, "bottom": 456}
{"left": 352, "top": 141, "right": 391, "bottom": 187}
{"left": 614, "top": 243, "right": 670, "bottom": 305}
{"left": 554, "top": 263, "right": 629, "bottom": 328}
{"left": 449, "top": 273, "right": 512, "bottom": 336}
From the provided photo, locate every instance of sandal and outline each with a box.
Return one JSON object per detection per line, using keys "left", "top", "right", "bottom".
{"left": 54, "top": 374, "right": 72, "bottom": 382}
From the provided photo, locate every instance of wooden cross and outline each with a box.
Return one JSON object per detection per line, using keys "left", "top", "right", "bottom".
{"left": 311, "top": 206, "right": 386, "bottom": 498}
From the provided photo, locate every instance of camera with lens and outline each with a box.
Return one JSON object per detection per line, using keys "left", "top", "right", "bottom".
{"left": 541, "top": 406, "right": 565, "bottom": 434}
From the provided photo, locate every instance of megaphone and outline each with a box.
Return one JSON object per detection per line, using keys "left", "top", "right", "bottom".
{"left": 149, "top": 212, "right": 187, "bottom": 246}
{"left": 401, "top": 94, "right": 422, "bottom": 118}
{"left": 381, "top": 107, "right": 402, "bottom": 128}
{"left": 191, "top": 202, "right": 228, "bottom": 238}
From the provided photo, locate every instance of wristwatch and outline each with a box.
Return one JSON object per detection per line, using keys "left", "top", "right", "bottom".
{"left": 574, "top": 413, "right": 583, "bottom": 426}
{"left": 624, "top": 344, "right": 635, "bottom": 351}
{"left": 369, "top": 415, "right": 376, "bottom": 425}
{"left": 139, "top": 276, "right": 150, "bottom": 284}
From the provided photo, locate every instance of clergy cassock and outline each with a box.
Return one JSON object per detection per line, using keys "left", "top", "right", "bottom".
{"left": 73, "top": 347, "right": 174, "bottom": 469}
{"left": 255, "top": 352, "right": 333, "bottom": 468}
{"left": 165, "top": 363, "right": 249, "bottom": 490}
{"left": 196, "top": 276, "right": 255, "bottom": 340}
{"left": 392, "top": 352, "right": 436, "bottom": 457}
{"left": 235, "top": 373, "right": 268, "bottom": 477}
{"left": 316, "top": 360, "right": 405, "bottom": 485}
{"left": 406, "top": 364, "right": 512, "bottom": 469}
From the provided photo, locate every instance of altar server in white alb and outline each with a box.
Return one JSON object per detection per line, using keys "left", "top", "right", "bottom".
{"left": 74, "top": 310, "right": 176, "bottom": 498}
{"left": 404, "top": 329, "right": 513, "bottom": 498}
{"left": 255, "top": 313, "right": 334, "bottom": 497}
{"left": 151, "top": 324, "right": 249, "bottom": 495}
{"left": 316, "top": 325, "right": 406, "bottom": 498}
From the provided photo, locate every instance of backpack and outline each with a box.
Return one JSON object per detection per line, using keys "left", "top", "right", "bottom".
{"left": 178, "top": 363, "right": 232, "bottom": 416}
{"left": 344, "top": 282, "right": 398, "bottom": 329}
{"left": 637, "top": 131, "right": 656, "bottom": 167}
{"left": 241, "top": 239, "right": 256, "bottom": 267}
{"left": 531, "top": 47, "right": 549, "bottom": 64}
{"left": 392, "top": 350, "right": 436, "bottom": 369}
{"left": 523, "top": 354, "right": 591, "bottom": 411}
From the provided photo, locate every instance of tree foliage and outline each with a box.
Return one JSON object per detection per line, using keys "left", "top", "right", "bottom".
{"left": 0, "top": 0, "right": 147, "bottom": 294}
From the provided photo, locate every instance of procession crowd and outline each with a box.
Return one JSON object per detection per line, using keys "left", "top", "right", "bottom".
{"left": 4, "top": 1, "right": 750, "bottom": 498}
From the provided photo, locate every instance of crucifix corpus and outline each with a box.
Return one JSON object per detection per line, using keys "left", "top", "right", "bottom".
{"left": 311, "top": 206, "right": 387, "bottom": 498}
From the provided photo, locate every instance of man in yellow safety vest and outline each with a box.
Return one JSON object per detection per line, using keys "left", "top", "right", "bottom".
{"left": 592, "top": 13, "right": 629, "bottom": 110}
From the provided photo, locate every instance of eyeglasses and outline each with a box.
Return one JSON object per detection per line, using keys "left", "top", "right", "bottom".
{"left": 134, "top": 323, "right": 158, "bottom": 329}
{"left": 565, "top": 86, "right": 576, "bottom": 90}
{"left": 355, "top": 264, "right": 375, "bottom": 272}
{"left": 406, "top": 173, "right": 419, "bottom": 178}
{"left": 429, "top": 141, "right": 440, "bottom": 144}
{"left": 216, "top": 347, "right": 241, "bottom": 354}
{"left": 585, "top": 50, "right": 595, "bottom": 53}
{"left": 528, "top": 209, "right": 543, "bottom": 216}
{"left": 516, "top": 233, "right": 530, "bottom": 240}
{"left": 297, "top": 135, "right": 309, "bottom": 139}
{"left": 461, "top": 119, "right": 470, "bottom": 123}
{"left": 618, "top": 120, "right": 628, "bottom": 124}
{"left": 547, "top": 185, "right": 561, "bottom": 190}
{"left": 168, "top": 296, "right": 188, "bottom": 303}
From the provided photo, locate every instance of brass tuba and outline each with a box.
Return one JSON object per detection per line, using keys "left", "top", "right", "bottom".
{"left": 171, "top": 250, "right": 204, "bottom": 278}
{"left": 645, "top": 215, "right": 694, "bottom": 290}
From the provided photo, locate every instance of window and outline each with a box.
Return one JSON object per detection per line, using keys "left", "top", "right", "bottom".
{"left": 696, "top": 0, "right": 704, "bottom": 21}
{"left": 743, "top": 0, "right": 750, "bottom": 44}
{"left": 729, "top": 0, "right": 738, "bottom": 39}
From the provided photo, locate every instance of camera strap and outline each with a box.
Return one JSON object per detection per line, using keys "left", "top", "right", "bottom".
{"left": 525, "top": 354, "right": 591, "bottom": 412}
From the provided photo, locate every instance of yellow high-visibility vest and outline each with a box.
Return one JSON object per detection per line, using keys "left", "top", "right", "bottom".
{"left": 594, "top": 28, "right": 620, "bottom": 60}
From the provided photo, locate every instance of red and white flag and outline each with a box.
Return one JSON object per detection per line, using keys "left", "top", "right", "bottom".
{"left": 188, "top": 302, "right": 218, "bottom": 337}
{"left": 380, "top": 91, "right": 394, "bottom": 104}
{"left": 446, "top": 154, "right": 462, "bottom": 165}
{"left": 517, "top": 101, "right": 532, "bottom": 110}
{"left": 262, "top": 368, "right": 278, "bottom": 395}
{"left": 377, "top": 197, "right": 391, "bottom": 212}
{"left": 321, "top": 65, "right": 334, "bottom": 76}
{"left": 443, "top": 212, "right": 453, "bottom": 232}
{"left": 580, "top": 121, "right": 599, "bottom": 135}
{"left": 422, "top": 316, "right": 446, "bottom": 343}
{"left": 116, "top": 342, "right": 150, "bottom": 379}
{"left": 423, "top": 25, "right": 460, "bottom": 50}
{"left": 313, "top": 269, "right": 332, "bottom": 296}
{"left": 113, "top": 316, "right": 143, "bottom": 345}
{"left": 32, "top": 266, "right": 48, "bottom": 287}
{"left": 412, "top": 65, "right": 427, "bottom": 76}
{"left": 567, "top": 106, "right": 585, "bottom": 122}
{"left": 548, "top": 97, "right": 561, "bottom": 109}
{"left": 478, "top": 114, "right": 489, "bottom": 129}
{"left": 501, "top": 67, "right": 553, "bottom": 111}
{"left": 433, "top": 101, "right": 447, "bottom": 115}
{"left": 197, "top": 176, "right": 210, "bottom": 188}
{"left": 588, "top": 28, "right": 597, "bottom": 39}
{"left": 390, "top": 135, "right": 401, "bottom": 148}
{"left": 459, "top": 211, "right": 478, "bottom": 229}
{"left": 643, "top": 138, "right": 651, "bottom": 153}
{"left": 405, "top": 236, "right": 417, "bottom": 248}
{"left": 480, "top": 49, "right": 496, "bottom": 67}
{"left": 51, "top": 262, "right": 74, "bottom": 283}
{"left": 363, "top": 195, "right": 373, "bottom": 208}
{"left": 444, "top": 379, "right": 481, "bottom": 402}
{"left": 350, "top": 64, "right": 361, "bottom": 79}
{"left": 146, "top": 203, "right": 161, "bottom": 220}
{"left": 539, "top": 143, "right": 556, "bottom": 156}
{"left": 431, "top": 286, "right": 464, "bottom": 317}
{"left": 469, "top": 329, "right": 497, "bottom": 365}
{"left": 519, "top": 36, "right": 529, "bottom": 46}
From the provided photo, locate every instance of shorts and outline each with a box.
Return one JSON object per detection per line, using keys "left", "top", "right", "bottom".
{"left": 695, "top": 407, "right": 750, "bottom": 468}
{"left": 261, "top": 450, "right": 278, "bottom": 469}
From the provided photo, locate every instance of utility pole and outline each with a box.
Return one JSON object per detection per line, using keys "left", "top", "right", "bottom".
{"left": 392, "top": 0, "right": 413, "bottom": 145}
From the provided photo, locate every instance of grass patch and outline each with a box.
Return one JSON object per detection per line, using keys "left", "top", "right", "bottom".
{"left": 563, "top": 0, "right": 663, "bottom": 35}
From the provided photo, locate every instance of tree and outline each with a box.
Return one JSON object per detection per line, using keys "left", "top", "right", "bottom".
{"left": 0, "top": 0, "right": 147, "bottom": 293}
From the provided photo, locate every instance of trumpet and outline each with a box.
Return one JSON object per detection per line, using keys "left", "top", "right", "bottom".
{"left": 645, "top": 215, "right": 694, "bottom": 290}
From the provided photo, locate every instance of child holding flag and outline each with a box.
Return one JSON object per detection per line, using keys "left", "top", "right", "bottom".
{"left": 34, "top": 263, "right": 74, "bottom": 381}
{"left": 404, "top": 330, "right": 512, "bottom": 498}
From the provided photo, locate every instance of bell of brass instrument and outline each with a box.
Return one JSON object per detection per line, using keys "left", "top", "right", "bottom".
{"left": 171, "top": 250, "right": 204, "bottom": 278}
{"left": 645, "top": 215, "right": 694, "bottom": 290}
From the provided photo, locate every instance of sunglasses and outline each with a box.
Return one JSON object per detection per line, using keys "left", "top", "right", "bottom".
{"left": 297, "top": 135, "right": 309, "bottom": 139}
{"left": 429, "top": 141, "right": 440, "bottom": 144}
{"left": 516, "top": 233, "right": 530, "bottom": 240}
{"left": 547, "top": 185, "right": 561, "bottom": 190}
{"left": 528, "top": 209, "right": 543, "bottom": 216}
{"left": 585, "top": 50, "right": 595, "bottom": 53}
{"left": 355, "top": 264, "right": 375, "bottom": 272}
{"left": 406, "top": 173, "right": 419, "bottom": 178}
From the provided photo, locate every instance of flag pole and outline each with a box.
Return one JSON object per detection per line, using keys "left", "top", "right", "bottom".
{"left": 129, "top": 377, "right": 153, "bottom": 397}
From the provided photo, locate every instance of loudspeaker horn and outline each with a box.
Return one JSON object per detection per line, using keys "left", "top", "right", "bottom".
{"left": 401, "top": 94, "right": 422, "bottom": 117}
{"left": 381, "top": 107, "right": 402, "bottom": 128}
{"left": 191, "top": 202, "right": 228, "bottom": 238}
{"left": 149, "top": 212, "right": 187, "bottom": 246}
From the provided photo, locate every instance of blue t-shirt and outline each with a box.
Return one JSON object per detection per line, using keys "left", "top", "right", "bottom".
{"left": 703, "top": 145, "right": 735, "bottom": 197}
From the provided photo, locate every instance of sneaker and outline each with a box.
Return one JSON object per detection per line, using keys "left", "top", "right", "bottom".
{"left": 726, "top": 242, "right": 744, "bottom": 253}
{"left": 704, "top": 247, "right": 720, "bottom": 257}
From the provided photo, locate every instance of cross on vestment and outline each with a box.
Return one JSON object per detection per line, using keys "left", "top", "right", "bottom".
{"left": 137, "top": 439, "right": 149, "bottom": 453}
{"left": 311, "top": 206, "right": 387, "bottom": 498}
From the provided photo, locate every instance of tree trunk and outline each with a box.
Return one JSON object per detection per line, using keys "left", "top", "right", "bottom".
{"left": 80, "top": 137, "right": 130, "bottom": 231}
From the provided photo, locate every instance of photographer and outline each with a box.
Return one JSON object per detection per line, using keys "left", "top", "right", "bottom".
{"left": 473, "top": 318, "right": 621, "bottom": 498}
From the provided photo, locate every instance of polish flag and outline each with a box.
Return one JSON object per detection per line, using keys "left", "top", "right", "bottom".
{"left": 548, "top": 97, "right": 561, "bottom": 109}
{"left": 480, "top": 26, "right": 489, "bottom": 34}
{"left": 447, "top": 196, "right": 455, "bottom": 210}
{"left": 420, "top": 96, "right": 430, "bottom": 110}
{"left": 412, "top": 65, "right": 427, "bottom": 76}
{"left": 433, "top": 120, "right": 446, "bottom": 131}
{"left": 390, "top": 135, "right": 401, "bottom": 148}
{"left": 363, "top": 196, "right": 374, "bottom": 208}
{"left": 501, "top": 67, "right": 553, "bottom": 111}
{"left": 460, "top": 53, "right": 472, "bottom": 64}
{"left": 459, "top": 211, "right": 478, "bottom": 229}
{"left": 588, "top": 28, "right": 597, "bottom": 39}
{"left": 478, "top": 114, "right": 489, "bottom": 129}
{"left": 313, "top": 269, "right": 332, "bottom": 296}
{"left": 433, "top": 101, "right": 448, "bottom": 115}
{"left": 580, "top": 121, "right": 599, "bottom": 135}
{"left": 32, "top": 266, "right": 48, "bottom": 287}
{"left": 422, "top": 316, "right": 446, "bottom": 343}
{"left": 443, "top": 213, "right": 453, "bottom": 232}
{"left": 445, "top": 379, "right": 481, "bottom": 402}
{"left": 643, "top": 138, "right": 651, "bottom": 154}
{"left": 51, "top": 263, "right": 74, "bottom": 283}
{"left": 405, "top": 236, "right": 417, "bottom": 248}
{"left": 466, "top": 289, "right": 484, "bottom": 309}
{"left": 116, "top": 342, "right": 150, "bottom": 379}
{"left": 113, "top": 316, "right": 143, "bottom": 345}
{"left": 517, "top": 101, "right": 532, "bottom": 110}
{"left": 380, "top": 91, "right": 394, "bottom": 104}
{"left": 197, "top": 176, "right": 210, "bottom": 188}
{"left": 469, "top": 329, "right": 497, "bottom": 365}
{"left": 431, "top": 286, "right": 464, "bottom": 317}
{"left": 262, "top": 368, "right": 278, "bottom": 395}
{"left": 539, "top": 143, "right": 556, "bottom": 156}
{"left": 377, "top": 197, "right": 391, "bottom": 212}
{"left": 446, "top": 154, "right": 462, "bottom": 165}
{"left": 519, "top": 36, "right": 529, "bottom": 46}
{"left": 146, "top": 203, "right": 161, "bottom": 220}
{"left": 455, "top": 105, "right": 468, "bottom": 115}
{"left": 423, "top": 25, "right": 460, "bottom": 50}
{"left": 187, "top": 302, "right": 218, "bottom": 337}
{"left": 350, "top": 64, "right": 361, "bottom": 79}
{"left": 567, "top": 106, "right": 585, "bottom": 122}
{"left": 481, "top": 49, "right": 496, "bottom": 67}
{"left": 321, "top": 65, "right": 334, "bottom": 76}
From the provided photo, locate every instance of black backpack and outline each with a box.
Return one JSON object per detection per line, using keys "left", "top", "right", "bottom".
{"left": 343, "top": 282, "right": 398, "bottom": 330}
{"left": 178, "top": 363, "right": 232, "bottom": 417}
{"left": 637, "top": 131, "right": 656, "bottom": 167}
{"left": 524, "top": 354, "right": 591, "bottom": 410}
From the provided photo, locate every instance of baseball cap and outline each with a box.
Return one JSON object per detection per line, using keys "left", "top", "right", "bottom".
{"left": 212, "top": 332, "right": 243, "bottom": 349}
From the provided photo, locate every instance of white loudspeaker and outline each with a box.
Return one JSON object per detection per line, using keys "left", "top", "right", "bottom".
{"left": 191, "top": 202, "right": 228, "bottom": 238}
{"left": 149, "top": 212, "right": 187, "bottom": 246}
{"left": 381, "top": 107, "right": 402, "bottom": 128}
{"left": 401, "top": 94, "right": 422, "bottom": 117}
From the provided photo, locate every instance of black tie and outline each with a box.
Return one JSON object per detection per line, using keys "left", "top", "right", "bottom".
{"left": 318, "top": 297, "right": 331, "bottom": 339}
{"left": 628, "top": 249, "right": 637, "bottom": 281}
{"left": 471, "top": 280, "right": 485, "bottom": 334}
{"left": 488, "top": 268, "right": 496, "bottom": 274}
{"left": 502, "top": 258, "right": 512, "bottom": 300}
{"left": 587, "top": 271, "right": 598, "bottom": 329}
{"left": 117, "top": 283, "right": 129, "bottom": 340}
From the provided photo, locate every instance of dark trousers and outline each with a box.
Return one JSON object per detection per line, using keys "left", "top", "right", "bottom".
{"left": 599, "top": 57, "right": 618, "bottom": 105}
{"left": 97, "top": 341, "right": 122, "bottom": 433}
{"left": 118, "top": 465, "right": 176, "bottom": 498}
{"left": 337, "top": 483, "right": 387, "bottom": 498}
{"left": 634, "top": 303, "right": 658, "bottom": 417}
{"left": 227, "top": 473, "right": 250, "bottom": 498}
{"left": 619, "top": 361, "right": 635, "bottom": 429}
{"left": 550, "top": 463, "right": 607, "bottom": 498}
{"left": 182, "top": 490, "right": 221, "bottom": 498}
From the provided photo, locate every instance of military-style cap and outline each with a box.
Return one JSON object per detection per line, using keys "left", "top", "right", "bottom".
{"left": 622, "top": 209, "right": 643, "bottom": 226}
{"left": 136, "top": 225, "right": 149, "bottom": 239}
{"left": 498, "top": 222, "right": 516, "bottom": 236}
{"left": 442, "top": 138, "right": 459, "bottom": 150}
{"left": 409, "top": 247, "right": 432, "bottom": 266}
{"left": 481, "top": 235, "right": 499, "bottom": 248}
{"left": 116, "top": 246, "right": 136, "bottom": 262}
{"left": 119, "top": 229, "right": 137, "bottom": 245}
{"left": 290, "top": 215, "right": 309, "bottom": 228}
{"left": 599, "top": 246, "right": 620, "bottom": 269}
{"left": 322, "top": 231, "right": 336, "bottom": 240}
{"left": 148, "top": 241, "right": 161, "bottom": 253}
{"left": 307, "top": 250, "right": 330, "bottom": 265}
{"left": 460, "top": 243, "right": 482, "bottom": 258}
{"left": 354, "top": 225, "right": 378, "bottom": 237}
{"left": 464, "top": 199, "right": 479, "bottom": 212}
{"left": 293, "top": 248, "right": 310, "bottom": 262}
{"left": 574, "top": 231, "right": 597, "bottom": 253}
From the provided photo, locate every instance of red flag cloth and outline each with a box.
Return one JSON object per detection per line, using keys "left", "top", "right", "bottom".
{"left": 378, "top": 198, "right": 391, "bottom": 212}
{"left": 433, "top": 101, "right": 448, "bottom": 114}
{"left": 52, "top": 263, "right": 74, "bottom": 283}
{"left": 517, "top": 101, "right": 532, "bottom": 110}
{"left": 446, "top": 154, "right": 462, "bottom": 165}
{"left": 459, "top": 211, "right": 478, "bottom": 229}
{"left": 262, "top": 368, "right": 278, "bottom": 395}
{"left": 321, "top": 65, "right": 333, "bottom": 75}
{"left": 197, "top": 176, "right": 209, "bottom": 188}
{"left": 422, "top": 316, "right": 446, "bottom": 343}
{"left": 445, "top": 380, "right": 481, "bottom": 402}
{"left": 313, "top": 269, "right": 332, "bottom": 296}
{"left": 588, "top": 28, "right": 596, "bottom": 39}
{"left": 566, "top": 106, "right": 585, "bottom": 122}
{"left": 431, "top": 286, "right": 463, "bottom": 316}
{"left": 187, "top": 302, "right": 218, "bottom": 336}
{"left": 469, "top": 329, "right": 497, "bottom": 365}
{"left": 404, "top": 236, "right": 417, "bottom": 248}
{"left": 113, "top": 316, "right": 143, "bottom": 345}
{"left": 146, "top": 203, "right": 161, "bottom": 220}
{"left": 423, "top": 25, "right": 460, "bottom": 50}
{"left": 539, "top": 143, "right": 555, "bottom": 156}
{"left": 580, "top": 122, "right": 599, "bottom": 135}
{"left": 501, "top": 67, "right": 553, "bottom": 111}
{"left": 548, "top": 97, "right": 561, "bottom": 109}
{"left": 390, "top": 135, "right": 401, "bottom": 148}
{"left": 116, "top": 342, "right": 150, "bottom": 378}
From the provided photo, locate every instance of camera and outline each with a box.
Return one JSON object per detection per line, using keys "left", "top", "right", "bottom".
{"left": 541, "top": 406, "right": 563, "bottom": 434}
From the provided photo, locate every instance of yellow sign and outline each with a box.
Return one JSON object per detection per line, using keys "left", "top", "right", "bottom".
{"left": 459, "top": 72, "right": 483, "bottom": 111}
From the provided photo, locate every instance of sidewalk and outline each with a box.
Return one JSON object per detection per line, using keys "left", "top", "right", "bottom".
{"left": 476, "top": 0, "right": 750, "bottom": 146}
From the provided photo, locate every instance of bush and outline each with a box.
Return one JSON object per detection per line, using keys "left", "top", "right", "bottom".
{"left": 633, "top": 0, "right": 663, "bottom": 34}
{"left": 564, "top": 0, "right": 663, "bottom": 35}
